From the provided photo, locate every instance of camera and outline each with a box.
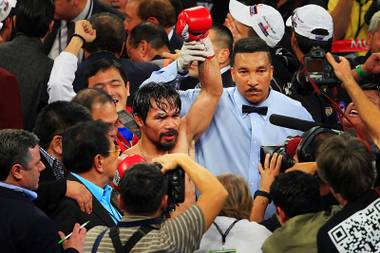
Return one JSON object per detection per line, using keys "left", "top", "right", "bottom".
{"left": 165, "top": 166, "right": 185, "bottom": 211}
{"left": 260, "top": 144, "right": 296, "bottom": 172}
{"left": 303, "top": 47, "right": 340, "bottom": 87}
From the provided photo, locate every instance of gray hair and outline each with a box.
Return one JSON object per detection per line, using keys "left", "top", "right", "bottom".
{"left": 368, "top": 10, "right": 380, "bottom": 33}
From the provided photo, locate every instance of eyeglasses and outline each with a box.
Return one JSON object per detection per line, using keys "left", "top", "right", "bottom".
{"left": 107, "top": 145, "right": 121, "bottom": 157}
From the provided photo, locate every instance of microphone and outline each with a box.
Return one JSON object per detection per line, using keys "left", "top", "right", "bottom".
{"left": 269, "top": 114, "right": 322, "bottom": 132}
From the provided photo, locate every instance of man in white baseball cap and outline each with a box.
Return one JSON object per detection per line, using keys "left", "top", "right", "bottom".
{"left": 0, "top": 0, "right": 16, "bottom": 43}
{"left": 285, "top": 4, "right": 339, "bottom": 127}
{"left": 228, "top": 0, "right": 284, "bottom": 48}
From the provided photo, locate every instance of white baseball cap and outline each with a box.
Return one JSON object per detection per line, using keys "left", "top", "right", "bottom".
{"left": 0, "top": 0, "right": 16, "bottom": 30}
{"left": 286, "top": 4, "right": 333, "bottom": 42}
{"left": 229, "top": 0, "right": 284, "bottom": 48}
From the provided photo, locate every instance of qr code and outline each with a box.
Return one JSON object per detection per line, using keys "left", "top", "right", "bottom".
{"left": 328, "top": 198, "right": 380, "bottom": 252}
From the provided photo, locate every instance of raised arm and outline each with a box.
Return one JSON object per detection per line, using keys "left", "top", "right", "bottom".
{"left": 47, "top": 20, "right": 96, "bottom": 103}
{"left": 328, "top": 0, "right": 354, "bottom": 40}
{"left": 327, "top": 52, "right": 380, "bottom": 147}
{"left": 184, "top": 37, "right": 223, "bottom": 141}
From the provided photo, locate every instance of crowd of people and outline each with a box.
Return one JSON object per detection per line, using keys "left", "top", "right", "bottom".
{"left": 1, "top": 0, "right": 380, "bottom": 252}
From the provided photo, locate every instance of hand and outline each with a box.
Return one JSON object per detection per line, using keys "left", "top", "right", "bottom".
{"left": 224, "top": 14, "right": 243, "bottom": 43}
{"left": 361, "top": 52, "right": 380, "bottom": 74}
{"left": 74, "top": 20, "right": 96, "bottom": 43}
{"left": 199, "top": 36, "right": 215, "bottom": 58}
{"left": 177, "top": 41, "right": 209, "bottom": 72}
{"left": 58, "top": 223, "right": 87, "bottom": 252}
{"left": 259, "top": 153, "right": 282, "bottom": 192}
{"left": 66, "top": 180, "right": 93, "bottom": 214}
{"left": 161, "top": 50, "right": 180, "bottom": 61}
{"left": 285, "top": 162, "right": 317, "bottom": 174}
{"left": 152, "top": 153, "right": 188, "bottom": 174}
{"left": 325, "top": 52, "right": 354, "bottom": 84}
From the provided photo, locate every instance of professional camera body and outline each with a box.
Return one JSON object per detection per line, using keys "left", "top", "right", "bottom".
{"left": 260, "top": 136, "right": 300, "bottom": 172}
{"left": 165, "top": 166, "right": 185, "bottom": 211}
{"left": 302, "top": 47, "right": 340, "bottom": 87}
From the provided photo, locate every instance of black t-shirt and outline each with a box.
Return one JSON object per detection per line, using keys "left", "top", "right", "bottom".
{"left": 317, "top": 189, "right": 380, "bottom": 253}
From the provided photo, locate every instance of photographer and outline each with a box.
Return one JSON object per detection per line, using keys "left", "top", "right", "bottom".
{"left": 84, "top": 153, "right": 228, "bottom": 253}
{"left": 286, "top": 5, "right": 347, "bottom": 128}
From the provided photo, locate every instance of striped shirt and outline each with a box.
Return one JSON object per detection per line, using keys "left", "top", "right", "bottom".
{"left": 84, "top": 205, "right": 204, "bottom": 253}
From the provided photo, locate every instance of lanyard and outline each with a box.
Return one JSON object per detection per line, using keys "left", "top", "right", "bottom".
{"left": 213, "top": 219, "right": 240, "bottom": 245}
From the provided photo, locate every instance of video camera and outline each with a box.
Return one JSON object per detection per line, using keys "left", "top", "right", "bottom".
{"left": 260, "top": 126, "right": 338, "bottom": 172}
{"left": 302, "top": 47, "right": 341, "bottom": 87}
{"left": 260, "top": 136, "right": 300, "bottom": 172}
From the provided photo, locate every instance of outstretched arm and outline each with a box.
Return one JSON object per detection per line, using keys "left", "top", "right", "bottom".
{"left": 328, "top": 0, "right": 354, "bottom": 40}
{"left": 47, "top": 20, "right": 96, "bottom": 103}
{"left": 327, "top": 52, "right": 380, "bottom": 148}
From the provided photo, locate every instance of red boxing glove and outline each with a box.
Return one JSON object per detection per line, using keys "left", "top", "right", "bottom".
{"left": 176, "top": 6, "right": 212, "bottom": 41}
{"left": 112, "top": 154, "right": 145, "bottom": 189}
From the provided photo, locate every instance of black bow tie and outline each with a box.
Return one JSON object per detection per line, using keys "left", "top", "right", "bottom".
{"left": 242, "top": 105, "right": 268, "bottom": 116}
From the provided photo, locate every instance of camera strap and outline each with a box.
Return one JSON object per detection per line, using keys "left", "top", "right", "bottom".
{"left": 301, "top": 65, "right": 371, "bottom": 150}
{"left": 109, "top": 217, "right": 162, "bottom": 253}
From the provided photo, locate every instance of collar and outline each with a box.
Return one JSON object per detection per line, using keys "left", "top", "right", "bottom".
{"left": 168, "top": 27, "right": 174, "bottom": 41}
{"left": 0, "top": 182, "right": 38, "bottom": 200}
{"left": 73, "top": 0, "right": 93, "bottom": 22}
{"left": 220, "top": 65, "right": 231, "bottom": 75}
{"left": 39, "top": 147, "right": 55, "bottom": 168}
{"left": 233, "top": 88, "right": 272, "bottom": 120}
{"left": 122, "top": 213, "right": 158, "bottom": 222}
{"left": 71, "top": 172, "right": 113, "bottom": 204}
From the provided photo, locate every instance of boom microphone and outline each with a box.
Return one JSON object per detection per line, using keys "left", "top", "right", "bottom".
{"left": 269, "top": 114, "right": 322, "bottom": 132}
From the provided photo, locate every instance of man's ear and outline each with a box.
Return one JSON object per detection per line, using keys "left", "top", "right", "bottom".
{"left": 49, "top": 135, "right": 63, "bottom": 157}
{"left": 276, "top": 206, "right": 288, "bottom": 225}
{"left": 367, "top": 32, "right": 373, "bottom": 49}
{"left": 217, "top": 48, "right": 230, "bottom": 65}
{"left": 231, "top": 66, "right": 236, "bottom": 82}
{"left": 125, "top": 81, "right": 131, "bottom": 97}
{"left": 93, "top": 154, "right": 104, "bottom": 173}
{"left": 146, "top": 16, "right": 159, "bottom": 25}
{"left": 160, "top": 194, "right": 168, "bottom": 212}
{"left": 134, "top": 114, "right": 144, "bottom": 128}
{"left": 10, "top": 164, "right": 24, "bottom": 181}
{"left": 138, "top": 40, "right": 149, "bottom": 57}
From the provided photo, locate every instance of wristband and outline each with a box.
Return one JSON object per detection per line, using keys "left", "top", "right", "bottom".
{"left": 71, "top": 34, "right": 86, "bottom": 44}
{"left": 355, "top": 64, "right": 367, "bottom": 79}
{"left": 254, "top": 190, "right": 272, "bottom": 203}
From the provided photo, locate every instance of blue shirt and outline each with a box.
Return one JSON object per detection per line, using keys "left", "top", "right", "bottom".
{"left": 0, "top": 181, "right": 37, "bottom": 200}
{"left": 71, "top": 173, "right": 121, "bottom": 224}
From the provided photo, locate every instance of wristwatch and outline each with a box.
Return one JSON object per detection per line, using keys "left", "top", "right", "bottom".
{"left": 254, "top": 190, "right": 272, "bottom": 203}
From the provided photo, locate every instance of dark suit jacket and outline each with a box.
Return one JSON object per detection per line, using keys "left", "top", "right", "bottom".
{"left": 221, "top": 69, "right": 234, "bottom": 87}
{"left": 72, "top": 51, "right": 159, "bottom": 105}
{"left": 169, "top": 31, "right": 183, "bottom": 53}
{"left": 0, "top": 187, "right": 78, "bottom": 253}
{"left": 44, "top": 0, "right": 124, "bottom": 54}
{"left": 0, "top": 34, "right": 53, "bottom": 130}
{"left": 50, "top": 174, "right": 119, "bottom": 235}
{"left": 35, "top": 153, "right": 67, "bottom": 215}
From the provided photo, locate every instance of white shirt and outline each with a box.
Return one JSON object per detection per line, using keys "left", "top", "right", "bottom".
{"left": 195, "top": 216, "right": 271, "bottom": 253}
{"left": 48, "top": 0, "right": 93, "bottom": 60}
{"left": 47, "top": 51, "right": 78, "bottom": 103}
